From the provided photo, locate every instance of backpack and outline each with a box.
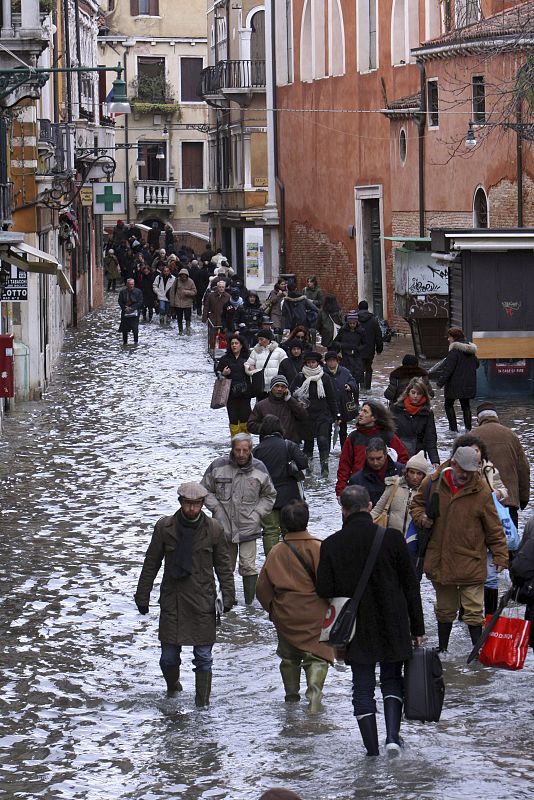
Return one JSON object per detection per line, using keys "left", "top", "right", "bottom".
{"left": 305, "top": 304, "right": 318, "bottom": 328}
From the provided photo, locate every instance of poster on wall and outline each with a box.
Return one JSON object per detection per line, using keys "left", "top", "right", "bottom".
{"left": 0, "top": 264, "right": 28, "bottom": 302}
{"left": 245, "top": 228, "right": 264, "bottom": 279}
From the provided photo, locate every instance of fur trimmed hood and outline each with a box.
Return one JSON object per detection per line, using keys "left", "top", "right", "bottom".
{"left": 449, "top": 340, "right": 477, "bottom": 355}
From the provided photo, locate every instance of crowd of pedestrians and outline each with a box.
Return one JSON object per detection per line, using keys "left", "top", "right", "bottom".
{"left": 126, "top": 223, "right": 533, "bottom": 773}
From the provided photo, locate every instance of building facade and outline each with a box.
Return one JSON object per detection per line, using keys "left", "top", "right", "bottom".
{"left": 98, "top": 0, "right": 210, "bottom": 251}
{"left": 199, "top": 0, "right": 279, "bottom": 289}
{"left": 274, "top": 0, "right": 533, "bottom": 324}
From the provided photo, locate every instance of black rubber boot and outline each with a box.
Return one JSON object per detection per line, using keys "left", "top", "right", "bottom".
{"left": 484, "top": 587, "right": 498, "bottom": 616}
{"left": 320, "top": 457, "right": 329, "bottom": 478}
{"left": 383, "top": 696, "right": 403, "bottom": 754}
{"left": 437, "top": 621, "right": 453, "bottom": 652}
{"left": 468, "top": 625, "right": 483, "bottom": 646}
{"left": 195, "top": 670, "right": 212, "bottom": 707}
{"left": 161, "top": 666, "right": 182, "bottom": 695}
{"left": 357, "top": 714, "right": 379, "bottom": 757}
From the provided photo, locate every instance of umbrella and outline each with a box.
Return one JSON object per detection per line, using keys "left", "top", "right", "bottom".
{"left": 134, "top": 223, "right": 151, "bottom": 232}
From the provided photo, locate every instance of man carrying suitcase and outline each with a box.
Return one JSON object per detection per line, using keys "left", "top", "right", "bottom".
{"left": 316, "top": 485, "right": 425, "bottom": 757}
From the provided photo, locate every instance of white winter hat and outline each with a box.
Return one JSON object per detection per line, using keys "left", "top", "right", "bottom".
{"left": 406, "top": 451, "right": 431, "bottom": 474}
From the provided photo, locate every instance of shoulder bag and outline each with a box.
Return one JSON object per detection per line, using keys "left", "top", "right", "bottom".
{"left": 286, "top": 440, "right": 306, "bottom": 482}
{"left": 373, "top": 478, "right": 401, "bottom": 528}
{"left": 250, "top": 349, "right": 273, "bottom": 397}
{"left": 210, "top": 375, "right": 232, "bottom": 409}
{"left": 319, "top": 526, "right": 386, "bottom": 647}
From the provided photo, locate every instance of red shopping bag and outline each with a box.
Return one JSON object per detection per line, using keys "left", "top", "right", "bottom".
{"left": 478, "top": 614, "right": 531, "bottom": 670}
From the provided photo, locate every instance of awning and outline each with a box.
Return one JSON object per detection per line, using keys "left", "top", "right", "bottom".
{"left": 0, "top": 243, "right": 73, "bottom": 294}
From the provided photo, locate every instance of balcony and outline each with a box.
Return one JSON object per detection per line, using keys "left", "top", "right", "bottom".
{"left": 0, "top": 1, "right": 49, "bottom": 107}
{"left": 199, "top": 60, "right": 266, "bottom": 108}
{"left": 134, "top": 180, "right": 176, "bottom": 210}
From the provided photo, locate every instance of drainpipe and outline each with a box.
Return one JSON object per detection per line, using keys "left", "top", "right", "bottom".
{"left": 123, "top": 50, "right": 130, "bottom": 218}
{"left": 271, "top": 0, "right": 285, "bottom": 269}
{"left": 516, "top": 100, "right": 524, "bottom": 227}
{"left": 62, "top": 0, "right": 72, "bottom": 123}
{"left": 73, "top": 0, "right": 83, "bottom": 112}
{"left": 416, "top": 59, "right": 427, "bottom": 238}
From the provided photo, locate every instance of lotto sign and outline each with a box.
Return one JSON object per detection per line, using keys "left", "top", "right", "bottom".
{"left": 0, "top": 264, "right": 28, "bottom": 302}
{"left": 93, "top": 182, "right": 126, "bottom": 215}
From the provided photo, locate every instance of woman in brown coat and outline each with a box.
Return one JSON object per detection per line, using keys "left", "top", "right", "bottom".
{"left": 169, "top": 267, "right": 197, "bottom": 333}
{"left": 256, "top": 500, "right": 333, "bottom": 713}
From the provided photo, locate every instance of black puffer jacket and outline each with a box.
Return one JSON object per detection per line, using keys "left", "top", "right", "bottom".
{"left": 357, "top": 310, "right": 384, "bottom": 359}
{"left": 278, "top": 354, "right": 304, "bottom": 385}
{"left": 316, "top": 511, "right": 425, "bottom": 664}
{"left": 253, "top": 433, "right": 308, "bottom": 508}
{"left": 437, "top": 340, "right": 479, "bottom": 399}
{"left": 234, "top": 300, "right": 263, "bottom": 332}
{"left": 391, "top": 402, "right": 439, "bottom": 464}
{"left": 333, "top": 324, "right": 366, "bottom": 380}
{"left": 215, "top": 352, "right": 250, "bottom": 392}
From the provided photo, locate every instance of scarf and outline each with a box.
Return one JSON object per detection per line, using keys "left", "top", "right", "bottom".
{"left": 170, "top": 510, "right": 202, "bottom": 579}
{"left": 403, "top": 395, "right": 426, "bottom": 416}
{"left": 295, "top": 364, "right": 325, "bottom": 400}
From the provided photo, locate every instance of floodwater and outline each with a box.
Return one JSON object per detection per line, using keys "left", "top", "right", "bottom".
{"left": 0, "top": 300, "right": 533, "bottom": 800}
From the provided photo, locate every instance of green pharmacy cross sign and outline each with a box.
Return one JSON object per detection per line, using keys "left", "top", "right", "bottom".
{"left": 93, "top": 182, "right": 126, "bottom": 215}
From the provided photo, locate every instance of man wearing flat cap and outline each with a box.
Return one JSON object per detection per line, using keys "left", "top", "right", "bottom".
{"left": 411, "top": 445, "right": 508, "bottom": 653}
{"left": 134, "top": 481, "right": 235, "bottom": 707}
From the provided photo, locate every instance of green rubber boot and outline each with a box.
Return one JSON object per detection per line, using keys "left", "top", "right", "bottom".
{"left": 280, "top": 660, "right": 301, "bottom": 702}
{"left": 262, "top": 531, "right": 280, "bottom": 557}
{"left": 195, "top": 670, "right": 212, "bottom": 707}
{"left": 242, "top": 574, "right": 258, "bottom": 605}
{"left": 303, "top": 655, "right": 329, "bottom": 714}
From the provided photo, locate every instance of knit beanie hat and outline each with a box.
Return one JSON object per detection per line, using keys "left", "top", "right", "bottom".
{"left": 257, "top": 330, "right": 274, "bottom": 342}
{"left": 405, "top": 451, "right": 430, "bottom": 474}
{"left": 287, "top": 338, "right": 304, "bottom": 351}
{"left": 346, "top": 310, "right": 358, "bottom": 321}
{"left": 270, "top": 375, "right": 289, "bottom": 389}
{"left": 476, "top": 401, "right": 498, "bottom": 417}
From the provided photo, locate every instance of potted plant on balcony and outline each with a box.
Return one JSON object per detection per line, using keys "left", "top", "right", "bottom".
{"left": 129, "top": 74, "right": 181, "bottom": 117}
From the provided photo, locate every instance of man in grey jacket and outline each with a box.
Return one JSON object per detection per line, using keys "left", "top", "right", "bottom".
{"left": 201, "top": 433, "right": 277, "bottom": 603}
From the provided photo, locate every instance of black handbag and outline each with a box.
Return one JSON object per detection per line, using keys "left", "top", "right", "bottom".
{"left": 231, "top": 379, "right": 249, "bottom": 397}
{"left": 250, "top": 350, "right": 273, "bottom": 397}
{"left": 286, "top": 441, "right": 306, "bottom": 482}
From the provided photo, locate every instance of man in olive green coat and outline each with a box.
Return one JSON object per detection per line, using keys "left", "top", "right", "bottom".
{"left": 135, "top": 482, "right": 235, "bottom": 706}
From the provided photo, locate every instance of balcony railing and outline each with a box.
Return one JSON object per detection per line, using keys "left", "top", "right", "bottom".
{"left": 199, "top": 60, "right": 266, "bottom": 98}
{"left": 134, "top": 180, "right": 176, "bottom": 209}
{"left": 0, "top": 182, "right": 13, "bottom": 225}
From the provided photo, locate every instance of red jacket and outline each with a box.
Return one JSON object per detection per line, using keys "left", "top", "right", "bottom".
{"left": 335, "top": 425, "right": 409, "bottom": 496}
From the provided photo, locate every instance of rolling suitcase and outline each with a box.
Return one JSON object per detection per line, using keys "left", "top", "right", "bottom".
{"left": 403, "top": 646, "right": 445, "bottom": 722}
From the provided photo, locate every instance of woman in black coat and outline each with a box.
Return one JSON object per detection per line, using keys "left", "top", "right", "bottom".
{"left": 253, "top": 415, "right": 308, "bottom": 554}
{"left": 290, "top": 352, "right": 339, "bottom": 477}
{"left": 316, "top": 486, "right": 424, "bottom": 756}
{"left": 333, "top": 313, "right": 367, "bottom": 382}
{"left": 234, "top": 291, "right": 263, "bottom": 346}
{"left": 215, "top": 333, "right": 251, "bottom": 436}
{"left": 436, "top": 327, "right": 479, "bottom": 432}
{"left": 391, "top": 378, "right": 439, "bottom": 466}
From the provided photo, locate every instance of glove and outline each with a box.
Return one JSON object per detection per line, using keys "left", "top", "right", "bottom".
{"left": 136, "top": 602, "right": 149, "bottom": 615}
{"left": 223, "top": 605, "right": 233, "bottom": 613}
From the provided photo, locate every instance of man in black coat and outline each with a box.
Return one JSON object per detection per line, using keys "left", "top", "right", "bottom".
{"left": 118, "top": 278, "right": 143, "bottom": 345}
{"left": 253, "top": 415, "right": 308, "bottom": 554}
{"left": 348, "top": 438, "right": 403, "bottom": 505}
{"left": 357, "top": 301, "right": 384, "bottom": 390}
{"left": 316, "top": 485, "right": 424, "bottom": 757}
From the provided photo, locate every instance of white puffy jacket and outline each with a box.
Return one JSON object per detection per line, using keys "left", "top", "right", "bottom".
{"left": 245, "top": 341, "right": 287, "bottom": 393}
{"left": 152, "top": 273, "right": 175, "bottom": 301}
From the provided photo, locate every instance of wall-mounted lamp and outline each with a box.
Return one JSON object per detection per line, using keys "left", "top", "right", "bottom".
{"left": 155, "top": 147, "right": 165, "bottom": 160}
{"left": 465, "top": 121, "right": 477, "bottom": 148}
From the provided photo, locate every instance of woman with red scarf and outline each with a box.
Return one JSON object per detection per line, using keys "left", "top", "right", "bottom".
{"left": 391, "top": 378, "right": 439, "bottom": 467}
{"left": 335, "top": 400, "right": 409, "bottom": 496}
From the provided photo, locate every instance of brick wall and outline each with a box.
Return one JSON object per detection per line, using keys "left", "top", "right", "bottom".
{"left": 286, "top": 221, "right": 359, "bottom": 311}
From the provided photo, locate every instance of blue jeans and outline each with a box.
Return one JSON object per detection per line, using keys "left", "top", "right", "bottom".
{"left": 160, "top": 643, "right": 213, "bottom": 673}
{"left": 350, "top": 661, "right": 403, "bottom": 716}
{"left": 159, "top": 299, "right": 169, "bottom": 316}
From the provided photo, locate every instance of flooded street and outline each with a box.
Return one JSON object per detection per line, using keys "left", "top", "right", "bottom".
{"left": 1, "top": 299, "right": 533, "bottom": 800}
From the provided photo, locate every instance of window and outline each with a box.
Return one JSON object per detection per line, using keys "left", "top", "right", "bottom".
{"left": 328, "top": 0, "right": 345, "bottom": 76}
{"left": 138, "top": 141, "right": 167, "bottom": 181}
{"left": 427, "top": 79, "right": 438, "bottom": 127}
{"left": 275, "top": 0, "right": 294, "bottom": 84}
{"left": 425, "top": 0, "right": 441, "bottom": 39}
{"left": 300, "top": 0, "right": 312, "bottom": 80}
{"left": 300, "top": 0, "right": 326, "bottom": 81}
{"left": 182, "top": 142, "right": 204, "bottom": 189}
{"left": 180, "top": 58, "right": 203, "bottom": 102}
{"left": 473, "top": 187, "right": 488, "bottom": 228}
{"left": 250, "top": 11, "right": 266, "bottom": 61}
{"left": 391, "top": 0, "right": 407, "bottom": 66}
{"left": 130, "top": 0, "right": 159, "bottom": 15}
{"left": 357, "top": 0, "right": 378, "bottom": 72}
{"left": 399, "top": 128, "right": 407, "bottom": 163}
{"left": 472, "top": 75, "right": 485, "bottom": 124}
{"left": 136, "top": 57, "right": 166, "bottom": 102}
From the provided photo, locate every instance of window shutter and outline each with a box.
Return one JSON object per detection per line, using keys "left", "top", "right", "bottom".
{"left": 180, "top": 58, "right": 203, "bottom": 102}
{"left": 182, "top": 143, "right": 203, "bottom": 189}
{"left": 149, "top": 0, "right": 159, "bottom": 15}
{"left": 130, "top": 0, "right": 139, "bottom": 15}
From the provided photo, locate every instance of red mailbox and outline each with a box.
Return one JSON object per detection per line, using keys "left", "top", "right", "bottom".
{"left": 0, "top": 334, "right": 14, "bottom": 398}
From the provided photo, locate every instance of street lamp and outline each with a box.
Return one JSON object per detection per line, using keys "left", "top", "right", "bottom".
{"left": 465, "top": 121, "right": 477, "bottom": 148}
{"left": 155, "top": 146, "right": 165, "bottom": 160}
